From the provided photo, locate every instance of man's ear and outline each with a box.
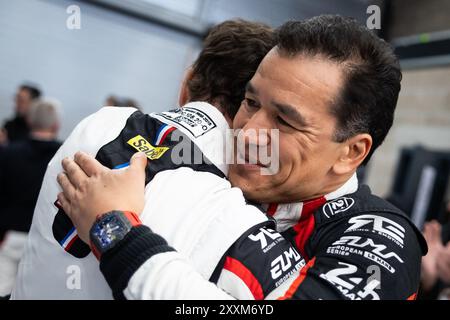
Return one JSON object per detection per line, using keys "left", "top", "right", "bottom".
{"left": 178, "top": 67, "right": 194, "bottom": 107}
{"left": 332, "top": 133, "right": 372, "bottom": 175}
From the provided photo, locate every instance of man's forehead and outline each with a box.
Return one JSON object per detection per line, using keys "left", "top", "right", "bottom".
{"left": 252, "top": 50, "right": 343, "bottom": 108}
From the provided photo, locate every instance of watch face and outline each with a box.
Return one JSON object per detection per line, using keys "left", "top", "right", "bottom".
{"left": 91, "top": 212, "right": 132, "bottom": 252}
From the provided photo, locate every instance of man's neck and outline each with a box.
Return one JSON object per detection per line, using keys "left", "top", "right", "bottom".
{"left": 323, "top": 172, "right": 359, "bottom": 201}
{"left": 295, "top": 172, "right": 358, "bottom": 203}
{"left": 264, "top": 173, "right": 359, "bottom": 231}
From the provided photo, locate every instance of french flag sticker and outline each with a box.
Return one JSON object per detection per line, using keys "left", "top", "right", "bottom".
{"left": 154, "top": 124, "right": 176, "bottom": 146}
{"left": 60, "top": 227, "right": 79, "bottom": 251}
{"left": 52, "top": 208, "right": 91, "bottom": 258}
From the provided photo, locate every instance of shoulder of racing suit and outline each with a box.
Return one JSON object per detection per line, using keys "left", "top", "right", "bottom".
{"left": 52, "top": 106, "right": 228, "bottom": 259}
{"left": 209, "top": 219, "right": 306, "bottom": 300}
{"left": 96, "top": 108, "right": 226, "bottom": 182}
{"left": 280, "top": 184, "right": 428, "bottom": 300}
{"left": 100, "top": 218, "right": 306, "bottom": 300}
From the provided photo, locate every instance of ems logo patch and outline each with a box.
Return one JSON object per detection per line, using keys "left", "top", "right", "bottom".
{"left": 154, "top": 107, "right": 216, "bottom": 138}
{"left": 323, "top": 197, "right": 355, "bottom": 218}
{"left": 127, "top": 135, "right": 169, "bottom": 160}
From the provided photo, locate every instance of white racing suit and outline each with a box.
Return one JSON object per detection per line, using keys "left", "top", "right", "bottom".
{"left": 11, "top": 102, "right": 300, "bottom": 299}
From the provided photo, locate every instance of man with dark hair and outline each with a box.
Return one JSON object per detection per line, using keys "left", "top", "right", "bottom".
{"left": 52, "top": 15, "right": 427, "bottom": 300}
{"left": 1, "top": 84, "right": 42, "bottom": 144}
{"left": 276, "top": 18, "right": 400, "bottom": 165}
{"left": 228, "top": 14, "right": 402, "bottom": 204}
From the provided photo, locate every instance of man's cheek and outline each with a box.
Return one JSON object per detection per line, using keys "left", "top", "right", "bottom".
{"left": 284, "top": 150, "right": 304, "bottom": 184}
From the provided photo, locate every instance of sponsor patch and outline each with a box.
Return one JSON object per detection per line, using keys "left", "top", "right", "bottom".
{"left": 331, "top": 235, "right": 404, "bottom": 264}
{"left": 323, "top": 197, "right": 355, "bottom": 218}
{"left": 345, "top": 214, "right": 406, "bottom": 247}
{"left": 248, "top": 228, "right": 283, "bottom": 253}
{"left": 319, "top": 262, "right": 380, "bottom": 300}
{"left": 154, "top": 107, "right": 216, "bottom": 138}
{"left": 270, "top": 247, "right": 304, "bottom": 280}
{"left": 127, "top": 135, "right": 169, "bottom": 160}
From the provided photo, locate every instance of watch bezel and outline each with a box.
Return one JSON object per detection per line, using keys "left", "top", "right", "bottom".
{"left": 90, "top": 210, "right": 133, "bottom": 257}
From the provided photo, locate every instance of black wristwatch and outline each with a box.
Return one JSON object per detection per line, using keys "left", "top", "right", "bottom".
{"left": 89, "top": 210, "right": 142, "bottom": 260}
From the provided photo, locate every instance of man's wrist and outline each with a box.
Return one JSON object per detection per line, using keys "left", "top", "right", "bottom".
{"left": 89, "top": 210, "right": 142, "bottom": 260}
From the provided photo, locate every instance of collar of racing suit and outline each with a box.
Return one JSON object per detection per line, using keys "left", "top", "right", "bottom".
{"left": 261, "top": 173, "right": 359, "bottom": 232}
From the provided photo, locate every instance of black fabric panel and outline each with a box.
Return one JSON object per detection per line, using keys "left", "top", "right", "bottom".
{"left": 99, "top": 225, "right": 175, "bottom": 300}
{"left": 95, "top": 110, "right": 225, "bottom": 184}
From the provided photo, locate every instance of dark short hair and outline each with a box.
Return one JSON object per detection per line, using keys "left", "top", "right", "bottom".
{"left": 20, "top": 84, "right": 42, "bottom": 100}
{"left": 276, "top": 15, "right": 402, "bottom": 164}
{"left": 188, "top": 19, "right": 275, "bottom": 119}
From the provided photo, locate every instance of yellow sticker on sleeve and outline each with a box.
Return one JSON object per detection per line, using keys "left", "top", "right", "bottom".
{"left": 127, "top": 135, "right": 169, "bottom": 160}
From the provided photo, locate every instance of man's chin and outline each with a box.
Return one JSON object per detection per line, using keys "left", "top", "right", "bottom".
{"left": 229, "top": 170, "right": 273, "bottom": 204}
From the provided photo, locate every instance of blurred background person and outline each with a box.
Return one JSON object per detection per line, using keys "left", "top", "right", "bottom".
{"left": 105, "top": 95, "right": 119, "bottom": 107}
{"left": 420, "top": 201, "right": 450, "bottom": 299}
{"left": 1, "top": 84, "right": 42, "bottom": 145}
{"left": 105, "top": 94, "right": 140, "bottom": 110}
{"left": 0, "top": 98, "right": 61, "bottom": 297}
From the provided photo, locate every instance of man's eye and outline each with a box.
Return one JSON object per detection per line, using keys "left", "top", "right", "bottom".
{"left": 277, "top": 116, "right": 293, "bottom": 128}
{"left": 245, "top": 98, "right": 259, "bottom": 108}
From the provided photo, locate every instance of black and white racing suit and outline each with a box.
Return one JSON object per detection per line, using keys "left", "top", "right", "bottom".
{"left": 100, "top": 182, "right": 428, "bottom": 300}
{"left": 12, "top": 102, "right": 427, "bottom": 300}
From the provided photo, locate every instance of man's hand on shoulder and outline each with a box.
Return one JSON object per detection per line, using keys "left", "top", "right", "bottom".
{"left": 56, "top": 151, "right": 147, "bottom": 243}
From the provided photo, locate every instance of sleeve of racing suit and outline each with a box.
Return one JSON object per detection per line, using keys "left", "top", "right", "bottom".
{"left": 212, "top": 223, "right": 304, "bottom": 299}
{"left": 99, "top": 225, "right": 175, "bottom": 300}
{"left": 100, "top": 223, "right": 304, "bottom": 300}
{"left": 278, "top": 213, "right": 424, "bottom": 300}
{"left": 100, "top": 225, "right": 235, "bottom": 300}
{"left": 100, "top": 212, "right": 423, "bottom": 300}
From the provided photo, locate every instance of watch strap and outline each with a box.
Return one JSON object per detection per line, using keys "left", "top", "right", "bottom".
{"left": 90, "top": 210, "right": 142, "bottom": 260}
{"left": 122, "top": 211, "right": 142, "bottom": 228}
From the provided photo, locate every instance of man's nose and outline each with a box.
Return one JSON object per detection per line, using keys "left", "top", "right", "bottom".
{"left": 241, "top": 110, "right": 272, "bottom": 146}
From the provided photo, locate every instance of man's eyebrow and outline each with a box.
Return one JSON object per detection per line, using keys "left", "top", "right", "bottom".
{"left": 245, "top": 82, "right": 258, "bottom": 94}
{"left": 273, "top": 102, "right": 308, "bottom": 126}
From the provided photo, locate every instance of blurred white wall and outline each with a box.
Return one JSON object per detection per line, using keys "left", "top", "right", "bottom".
{"left": 367, "top": 65, "right": 450, "bottom": 196}
{"left": 0, "top": 0, "right": 199, "bottom": 139}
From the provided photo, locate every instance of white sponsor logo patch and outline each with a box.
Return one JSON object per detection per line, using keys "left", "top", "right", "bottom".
{"left": 270, "top": 247, "right": 304, "bottom": 280}
{"left": 332, "top": 236, "right": 404, "bottom": 263}
{"left": 345, "top": 214, "right": 406, "bottom": 246}
{"left": 319, "top": 262, "right": 380, "bottom": 300}
{"left": 328, "top": 235, "right": 404, "bottom": 273}
{"left": 154, "top": 107, "right": 216, "bottom": 138}
{"left": 323, "top": 197, "right": 355, "bottom": 218}
{"left": 248, "top": 228, "right": 282, "bottom": 252}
